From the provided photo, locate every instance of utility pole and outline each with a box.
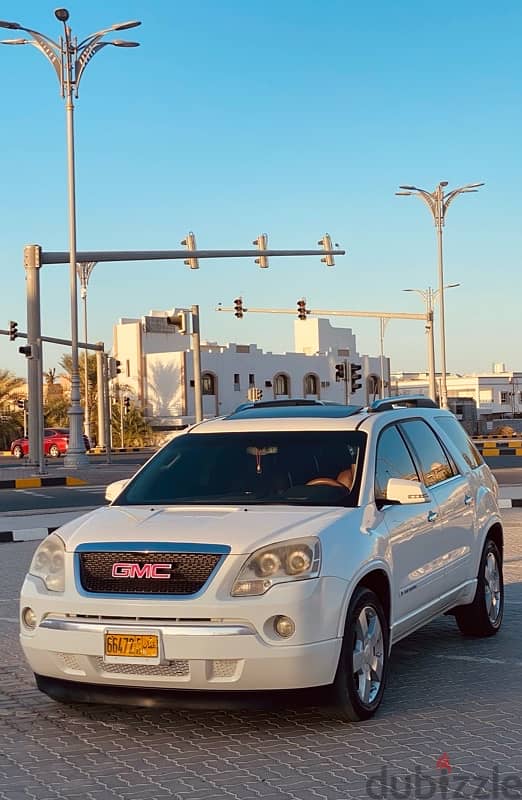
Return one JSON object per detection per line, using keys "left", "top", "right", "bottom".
{"left": 191, "top": 305, "right": 203, "bottom": 424}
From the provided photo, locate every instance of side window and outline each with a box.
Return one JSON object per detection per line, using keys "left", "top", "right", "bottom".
{"left": 400, "top": 419, "right": 457, "bottom": 487}
{"left": 435, "top": 415, "right": 483, "bottom": 470}
{"left": 375, "top": 425, "right": 420, "bottom": 502}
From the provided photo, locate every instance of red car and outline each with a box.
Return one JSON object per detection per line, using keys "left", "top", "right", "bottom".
{"left": 10, "top": 428, "right": 90, "bottom": 459}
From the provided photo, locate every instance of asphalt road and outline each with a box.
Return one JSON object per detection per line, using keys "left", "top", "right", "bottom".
{"left": 1, "top": 510, "right": 521, "bottom": 799}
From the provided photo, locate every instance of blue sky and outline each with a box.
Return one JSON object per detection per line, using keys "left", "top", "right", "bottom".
{"left": 1, "top": 0, "right": 520, "bottom": 378}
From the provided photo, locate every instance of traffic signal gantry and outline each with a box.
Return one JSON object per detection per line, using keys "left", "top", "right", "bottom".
{"left": 217, "top": 300, "right": 431, "bottom": 400}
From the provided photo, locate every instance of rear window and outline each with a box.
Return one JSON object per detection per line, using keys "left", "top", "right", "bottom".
{"left": 435, "top": 416, "right": 483, "bottom": 469}
{"left": 119, "top": 431, "right": 366, "bottom": 507}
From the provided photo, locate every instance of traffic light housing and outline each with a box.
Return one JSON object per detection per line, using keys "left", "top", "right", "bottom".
{"left": 253, "top": 234, "right": 269, "bottom": 268}
{"left": 108, "top": 357, "right": 122, "bottom": 379}
{"left": 18, "top": 345, "right": 32, "bottom": 358}
{"left": 181, "top": 231, "right": 199, "bottom": 269}
{"left": 335, "top": 363, "right": 345, "bottom": 382}
{"left": 123, "top": 396, "right": 131, "bottom": 413}
{"left": 350, "top": 363, "right": 363, "bottom": 393}
{"left": 297, "top": 299, "right": 308, "bottom": 321}
{"left": 234, "top": 298, "right": 244, "bottom": 319}
{"left": 167, "top": 310, "right": 188, "bottom": 333}
{"left": 318, "top": 233, "right": 335, "bottom": 267}
{"left": 8, "top": 320, "right": 18, "bottom": 341}
{"left": 247, "top": 387, "right": 263, "bottom": 401}
{"left": 17, "top": 399, "right": 27, "bottom": 410}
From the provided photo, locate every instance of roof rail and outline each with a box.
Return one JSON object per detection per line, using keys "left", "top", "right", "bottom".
{"left": 233, "top": 398, "right": 344, "bottom": 412}
{"left": 368, "top": 395, "right": 439, "bottom": 413}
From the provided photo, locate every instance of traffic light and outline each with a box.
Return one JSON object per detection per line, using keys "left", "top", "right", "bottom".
{"left": 335, "top": 363, "right": 345, "bottom": 382}
{"left": 18, "top": 345, "right": 32, "bottom": 358}
{"left": 297, "top": 299, "right": 308, "bottom": 321}
{"left": 234, "top": 298, "right": 244, "bottom": 319}
{"left": 167, "top": 310, "right": 188, "bottom": 333}
{"left": 247, "top": 387, "right": 263, "bottom": 401}
{"left": 318, "top": 233, "right": 335, "bottom": 267}
{"left": 108, "top": 357, "right": 122, "bottom": 379}
{"left": 253, "top": 234, "right": 269, "bottom": 268}
{"left": 123, "top": 396, "right": 131, "bottom": 414}
{"left": 8, "top": 320, "right": 18, "bottom": 341}
{"left": 17, "top": 399, "right": 27, "bottom": 410}
{"left": 181, "top": 231, "right": 199, "bottom": 269}
{"left": 350, "top": 363, "right": 363, "bottom": 393}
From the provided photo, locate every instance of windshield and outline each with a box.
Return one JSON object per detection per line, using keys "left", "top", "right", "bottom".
{"left": 119, "top": 431, "right": 366, "bottom": 507}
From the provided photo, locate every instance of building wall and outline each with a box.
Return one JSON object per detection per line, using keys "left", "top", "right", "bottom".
{"left": 111, "top": 311, "right": 390, "bottom": 428}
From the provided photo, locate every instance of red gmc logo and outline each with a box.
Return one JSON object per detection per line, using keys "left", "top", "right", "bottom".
{"left": 111, "top": 562, "right": 173, "bottom": 579}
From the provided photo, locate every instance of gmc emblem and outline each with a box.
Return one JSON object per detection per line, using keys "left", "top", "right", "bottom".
{"left": 111, "top": 562, "right": 173, "bottom": 579}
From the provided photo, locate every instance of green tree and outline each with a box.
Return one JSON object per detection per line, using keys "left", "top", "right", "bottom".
{"left": 0, "top": 369, "right": 25, "bottom": 450}
{"left": 111, "top": 401, "right": 152, "bottom": 448}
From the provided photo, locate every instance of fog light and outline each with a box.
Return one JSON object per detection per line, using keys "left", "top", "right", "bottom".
{"left": 22, "top": 607, "right": 37, "bottom": 630}
{"left": 274, "top": 615, "right": 295, "bottom": 638}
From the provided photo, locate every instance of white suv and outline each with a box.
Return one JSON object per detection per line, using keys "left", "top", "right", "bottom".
{"left": 20, "top": 396, "right": 504, "bottom": 721}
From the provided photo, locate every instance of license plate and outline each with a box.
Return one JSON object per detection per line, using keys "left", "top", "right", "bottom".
{"left": 104, "top": 631, "right": 160, "bottom": 664}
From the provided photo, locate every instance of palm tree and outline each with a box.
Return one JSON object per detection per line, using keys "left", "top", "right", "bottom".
{"left": 0, "top": 369, "right": 25, "bottom": 450}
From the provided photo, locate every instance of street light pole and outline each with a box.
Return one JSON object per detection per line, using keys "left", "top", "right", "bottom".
{"left": 77, "top": 261, "right": 96, "bottom": 442}
{"left": 0, "top": 10, "right": 140, "bottom": 467}
{"left": 396, "top": 181, "right": 484, "bottom": 410}
{"left": 403, "top": 284, "right": 460, "bottom": 404}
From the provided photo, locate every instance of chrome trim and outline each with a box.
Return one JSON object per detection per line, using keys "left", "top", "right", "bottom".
{"left": 39, "top": 618, "right": 254, "bottom": 636}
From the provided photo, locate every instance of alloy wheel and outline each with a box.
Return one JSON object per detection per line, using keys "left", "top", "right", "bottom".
{"left": 352, "top": 605, "right": 384, "bottom": 705}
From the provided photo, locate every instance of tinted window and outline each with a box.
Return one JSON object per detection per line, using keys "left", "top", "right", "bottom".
{"left": 120, "top": 431, "right": 366, "bottom": 508}
{"left": 375, "top": 425, "right": 419, "bottom": 502}
{"left": 400, "top": 419, "right": 456, "bottom": 487}
{"left": 435, "top": 416, "right": 483, "bottom": 470}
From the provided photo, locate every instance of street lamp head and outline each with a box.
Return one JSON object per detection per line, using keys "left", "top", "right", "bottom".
{"left": 396, "top": 191, "right": 412, "bottom": 196}
{"left": 466, "top": 182, "right": 485, "bottom": 189}
{"left": 111, "top": 39, "right": 140, "bottom": 47}
{"left": 0, "top": 20, "right": 22, "bottom": 29}
{"left": 399, "top": 185, "right": 418, "bottom": 191}
{"left": 0, "top": 37, "right": 28, "bottom": 44}
{"left": 111, "top": 20, "right": 141, "bottom": 31}
{"left": 54, "top": 8, "right": 70, "bottom": 22}
{"left": 440, "top": 180, "right": 449, "bottom": 187}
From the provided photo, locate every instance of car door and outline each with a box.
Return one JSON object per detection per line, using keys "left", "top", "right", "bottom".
{"left": 399, "top": 419, "right": 474, "bottom": 596}
{"left": 374, "top": 424, "right": 445, "bottom": 635}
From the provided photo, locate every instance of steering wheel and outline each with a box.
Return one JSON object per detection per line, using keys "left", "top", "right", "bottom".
{"left": 306, "top": 477, "right": 345, "bottom": 488}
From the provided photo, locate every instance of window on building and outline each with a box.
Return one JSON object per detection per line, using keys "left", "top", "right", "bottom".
{"left": 249, "top": 373, "right": 255, "bottom": 387}
{"left": 303, "top": 373, "right": 319, "bottom": 395}
{"left": 125, "top": 360, "right": 131, "bottom": 378}
{"left": 501, "top": 391, "right": 509, "bottom": 404}
{"left": 233, "top": 373, "right": 241, "bottom": 392}
{"left": 274, "top": 373, "right": 290, "bottom": 396}
{"left": 202, "top": 373, "right": 216, "bottom": 395}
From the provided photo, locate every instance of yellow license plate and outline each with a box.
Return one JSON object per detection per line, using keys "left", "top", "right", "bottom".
{"left": 104, "top": 633, "right": 159, "bottom": 659}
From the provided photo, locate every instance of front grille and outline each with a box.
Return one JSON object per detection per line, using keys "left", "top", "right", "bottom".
{"left": 78, "top": 551, "right": 221, "bottom": 595}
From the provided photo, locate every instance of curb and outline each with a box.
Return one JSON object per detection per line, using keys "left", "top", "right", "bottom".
{"left": 0, "top": 525, "right": 60, "bottom": 544}
{"left": 0, "top": 476, "right": 86, "bottom": 490}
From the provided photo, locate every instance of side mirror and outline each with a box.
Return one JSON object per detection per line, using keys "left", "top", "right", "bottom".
{"left": 385, "top": 477, "right": 429, "bottom": 505}
{"left": 105, "top": 479, "right": 129, "bottom": 503}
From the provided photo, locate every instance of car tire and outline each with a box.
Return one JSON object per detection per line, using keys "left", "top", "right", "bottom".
{"left": 328, "top": 586, "right": 388, "bottom": 722}
{"left": 454, "top": 538, "right": 503, "bottom": 637}
{"left": 12, "top": 445, "right": 24, "bottom": 459}
{"left": 49, "top": 444, "right": 61, "bottom": 458}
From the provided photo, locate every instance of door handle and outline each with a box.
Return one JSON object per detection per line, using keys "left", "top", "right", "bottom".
{"left": 464, "top": 495, "right": 473, "bottom": 506}
{"left": 427, "top": 510, "right": 438, "bottom": 523}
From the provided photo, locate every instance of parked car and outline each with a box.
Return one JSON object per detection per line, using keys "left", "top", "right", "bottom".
{"left": 11, "top": 428, "right": 90, "bottom": 458}
{"left": 20, "top": 396, "right": 503, "bottom": 720}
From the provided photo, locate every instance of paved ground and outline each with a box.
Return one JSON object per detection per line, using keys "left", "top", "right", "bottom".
{"left": 1, "top": 512, "right": 521, "bottom": 800}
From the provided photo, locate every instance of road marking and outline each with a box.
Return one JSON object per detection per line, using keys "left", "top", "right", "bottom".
{"left": 17, "top": 490, "right": 54, "bottom": 498}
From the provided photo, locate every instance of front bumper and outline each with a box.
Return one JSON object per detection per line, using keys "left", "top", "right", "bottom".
{"left": 20, "top": 574, "right": 345, "bottom": 694}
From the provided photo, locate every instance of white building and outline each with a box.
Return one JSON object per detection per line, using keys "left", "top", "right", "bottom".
{"left": 393, "top": 366, "right": 522, "bottom": 432}
{"left": 112, "top": 311, "right": 389, "bottom": 430}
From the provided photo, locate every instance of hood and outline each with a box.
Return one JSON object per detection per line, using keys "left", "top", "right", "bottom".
{"left": 59, "top": 504, "right": 348, "bottom": 554}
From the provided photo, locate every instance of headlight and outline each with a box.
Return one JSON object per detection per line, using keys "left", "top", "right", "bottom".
{"left": 28, "top": 533, "right": 65, "bottom": 592}
{"left": 231, "top": 537, "right": 321, "bottom": 596}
